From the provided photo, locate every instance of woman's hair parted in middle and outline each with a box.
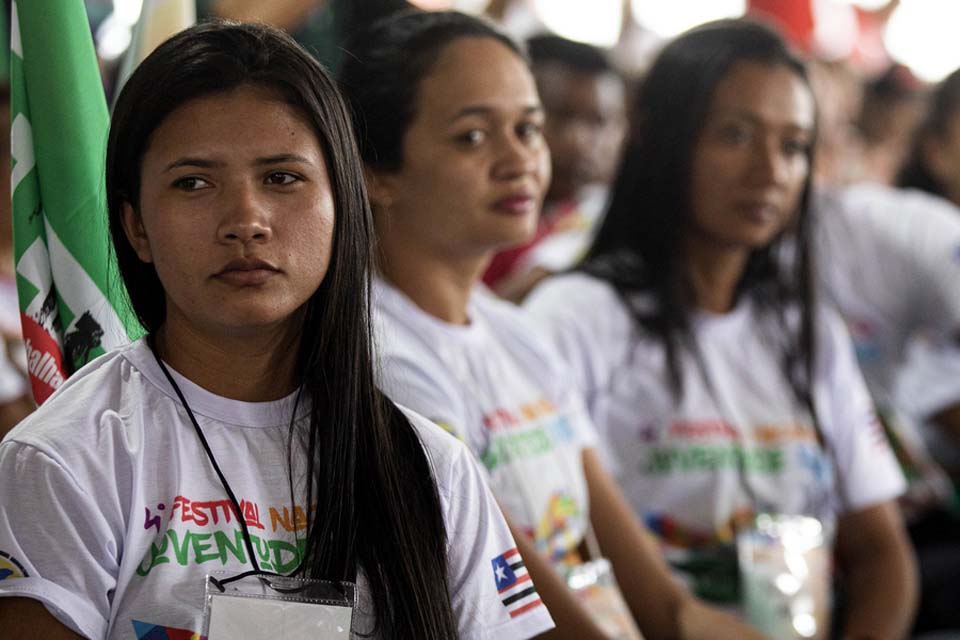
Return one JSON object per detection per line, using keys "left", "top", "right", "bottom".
{"left": 105, "top": 20, "right": 457, "bottom": 638}
{"left": 583, "top": 18, "right": 820, "bottom": 413}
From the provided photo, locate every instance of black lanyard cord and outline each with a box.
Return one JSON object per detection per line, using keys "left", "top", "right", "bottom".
{"left": 148, "top": 336, "right": 292, "bottom": 590}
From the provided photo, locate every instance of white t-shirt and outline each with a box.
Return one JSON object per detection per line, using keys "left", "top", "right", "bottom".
{"left": 525, "top": 273, "right": 905, "bottom": 600}
{"left": 0, "top": 339, "right": 554, "bottom": 640}
{"left": 895, "top": 338, "right": 960, "bottom": 470}
{"left": 374, "top": 279, "right": 597, "bottom": 567}
{"left": 814, "top": 183, "right": 960, "bottom": 414}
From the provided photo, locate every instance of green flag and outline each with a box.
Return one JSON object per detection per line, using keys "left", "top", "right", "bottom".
{"left": 11, "top": 0, "right": 142, "bottom": 404}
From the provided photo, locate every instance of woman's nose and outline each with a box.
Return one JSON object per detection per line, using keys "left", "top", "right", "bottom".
{"left": 216, "top": 183, "right": 273, "bottom": 244}
{"left": 494, "top": 133, "right": 543, "bottom": 181}
{"left": 754, "top": 137, "right": 791, "bottom": 187}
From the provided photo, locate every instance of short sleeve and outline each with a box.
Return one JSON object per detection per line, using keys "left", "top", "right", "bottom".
{"left": 377, "top": 352, "right": 470, "bottom": 443}
{"left": 524, "top": 274, "right": 634, "bottom": 429}
{"left": 429, "top": 424, "right": 555, "bottom": 640}
{"left": 898, "top": 192, "right": 960, "bottom": 335}
{"left": 836, "top": 186, "right": 960, "bottom": 339}
{"left": 895, "top": 340, "right": 960, "bottom": 421}
{"left": 815, "top": 308, "right": 907, "bottom": 512}
{"left": 0, "top": 442, "right": 119, "bottom": 639}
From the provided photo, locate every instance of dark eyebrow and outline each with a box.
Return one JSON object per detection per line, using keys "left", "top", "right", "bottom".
{"left": 254, "top": 154, "right": 315, "bottom": 166}
{"left": 448, "top": 104, "right": 543, "bottom": 124}
{"left": 163, "top": 157, "right": 225, "bottom": 172}
{"left": 710, "top": 107, "right": 813, "bottom": 133}
{"left": 163, "top": 154, "right": 316, "bottom": 172}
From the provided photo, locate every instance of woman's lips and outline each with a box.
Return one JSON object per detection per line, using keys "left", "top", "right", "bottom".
{"left": 214, "top": 258, "right": 280, "bottom": 286}
{"left": 491, "top": 194, "right": 537, "bottom": 216}
{"left": 738, "top": 202, "right": 779, "bottom": 224}
{"left": 215, "top": 268, "right": 279, "bottom": 286}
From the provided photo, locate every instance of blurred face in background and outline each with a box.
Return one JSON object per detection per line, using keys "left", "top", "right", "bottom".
{"left": 534, "top": 63, "right": 625, "bottom": 203}
{"left": 921, "top": 106, "right": 960, "bottom": 206}
{"left": 808, "top": 59, "right": 864, "bottom": 187}
{"left": 688, "top": 61, "right": 815, "bottom": 252}
{"left": 371, "top": 36, "right": 550, "bottom": 260}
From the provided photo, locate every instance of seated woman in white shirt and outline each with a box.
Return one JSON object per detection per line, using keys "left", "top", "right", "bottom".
{"left": 525, "top": 18, "right": 918, "bottom": 639}
{"left": 0, "top": 21, "right": 553, "bottom": 640}
{"left": 340, "top": 10, "right": 761, "bottom": 640}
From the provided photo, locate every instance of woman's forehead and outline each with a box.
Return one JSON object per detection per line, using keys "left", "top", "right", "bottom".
{"left": 412, "top": 37, "right": 538, "bottom": 122}
{"left": 144, "top": 86, "right": 323, "bottom": 166}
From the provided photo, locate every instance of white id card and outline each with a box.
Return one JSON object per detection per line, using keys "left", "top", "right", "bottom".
{"left": 202, "top": 572, "right": 356, "bottom": 639}
{"left": 737, "top": 514, "right": 832, "bottom": 640}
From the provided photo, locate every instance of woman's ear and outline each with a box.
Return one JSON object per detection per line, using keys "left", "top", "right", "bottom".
{"left": 363, "top": 166, "right": 397, "bottom": 211}
{"left": 120, "top": 202, "right": 154, "bottom": 264}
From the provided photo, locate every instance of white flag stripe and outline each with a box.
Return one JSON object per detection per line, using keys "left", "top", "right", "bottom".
{"left": 10, "top": 1, "right": 22, "bottom": 58}
{"left": 10, "top": 114, "right": 35, "bottom": 194}
{"left": 16, "top": 237, "right": 54, "bottom": 318}
{"left": 498, "top": 570, "right": 533, "bottom": 600}
{"left": 502, "top": 550, "right": 522, "bottom": 565}
{"left": 44, "top": 219, "right": 128, "bottom": 350}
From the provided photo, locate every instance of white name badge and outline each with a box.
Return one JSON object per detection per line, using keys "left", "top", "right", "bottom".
{"left": 202, "top": 572, "right": 356, "bottom": 639}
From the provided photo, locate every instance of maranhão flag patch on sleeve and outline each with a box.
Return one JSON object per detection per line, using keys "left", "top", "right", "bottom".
{"left": 491, "top": 547, "right": 543, "bottom": 618}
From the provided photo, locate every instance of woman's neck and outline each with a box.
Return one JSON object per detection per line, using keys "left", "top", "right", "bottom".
{"left": 684, "top": 237, "right": 749, "bottom": 314}
{"left": 377, "top": 224, "right": 489, "bottom": 326}
{"left": 155, "top": 311, "right": 302, "bottom": 402}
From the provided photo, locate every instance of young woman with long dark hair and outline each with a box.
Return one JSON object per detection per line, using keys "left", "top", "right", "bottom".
{"left": 0, "top": 21, "right": 552, "bottom": 640}
{"left": 526, "top": 19, "right": 918, "bottom": 638}
{"left": 340, "top": 10, "right": 761, "bottom": 639}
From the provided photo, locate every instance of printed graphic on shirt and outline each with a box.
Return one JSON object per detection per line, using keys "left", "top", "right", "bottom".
{"left": 847, "top": 317, "right": 882, "bottom": 365}
{"left": 132, "top": 619, "right": 204, "bottom": 640}
{"left": 475, "top": 395, "right": 588, "bottom": 566}
{"left": 137, "top": 495, "right": 313, "bottom": 577}
{"left": 431, "top": 420, "right": 460, "bottom": 440}
{"left": 635, "top": 416, "right": 843, "bottom": 605}
{"left": 645, "top": 509, "right": 755, "bottom": 549}
{"left": 646, "top": 509, "right": 755, "bottom": 604}
{"left": 492, "top": 548, "right": 543, "bottom": 619}
{"left": 641, "top": 419, "right": 819, "bottom": 476}
{"left": 529, "top": 492, "right": 582, "bottom": 565}
{"left": 479, "top": 397, "right": 578, "bottom": 471}
{"left": 0, "top": 551, "right": 28, "bottom": 580}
